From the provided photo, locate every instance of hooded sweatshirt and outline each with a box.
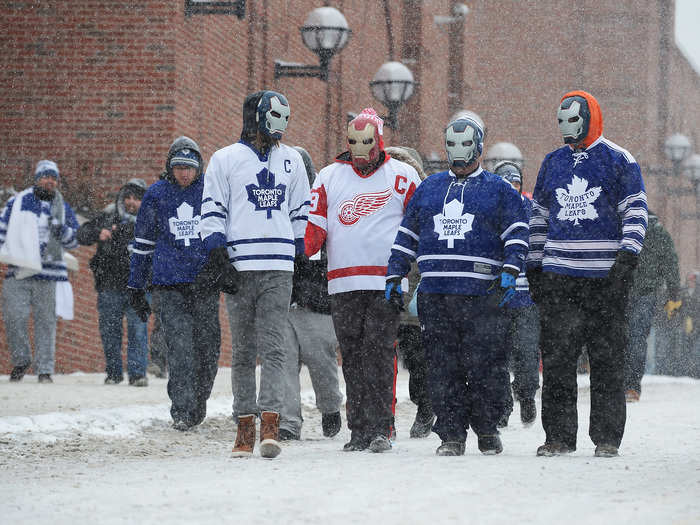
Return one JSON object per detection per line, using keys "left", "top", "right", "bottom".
{"left": 526, "top": 90, "right": 648, "bottom": 278}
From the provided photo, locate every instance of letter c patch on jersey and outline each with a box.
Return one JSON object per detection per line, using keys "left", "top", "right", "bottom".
{"left": 394, "top": 174, "right": 408, "bottom": 194}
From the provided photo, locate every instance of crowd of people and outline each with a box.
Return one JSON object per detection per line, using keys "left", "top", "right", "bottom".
{"left": 2, "top": 88, "right": 697, "bottom": 459}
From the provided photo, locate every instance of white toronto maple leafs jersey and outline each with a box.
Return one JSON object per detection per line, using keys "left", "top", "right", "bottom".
{"left": 527, "top": 136, "right": 647, "bottom": 278}
{"left": 308, "top": 156, "right": 421, "bottom": 294}
{"left": 200, "top": 141, "right": 310, "bottom": 271}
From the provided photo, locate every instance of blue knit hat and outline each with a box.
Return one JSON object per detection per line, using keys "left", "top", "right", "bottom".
{"left": 35, "top": 160, "right": 60, "bottom": 181}
{"left": 169, "top": 148, "right": 200, "bottom": 170}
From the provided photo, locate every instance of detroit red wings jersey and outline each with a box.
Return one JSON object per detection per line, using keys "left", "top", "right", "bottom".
{"left": 308, "top": 156, "right": 421, "bottom": 294}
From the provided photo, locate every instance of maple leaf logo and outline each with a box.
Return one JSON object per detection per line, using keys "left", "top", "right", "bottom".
{"left": 337, "top": 188, "right": 392, "bottom": 225}
{"left": 168, "top": 202, "right": 200, "bottom": 246}
{"left": 433, "top": 199, "right": 474, "bottom": 248}
{"left": 555, "top": 175, "right": 602, "bottom": 226}
{"left": 246, "top": 168, "right": 286, "bottom": 219}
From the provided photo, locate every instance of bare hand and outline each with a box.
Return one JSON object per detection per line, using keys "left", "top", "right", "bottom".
{"left": 99, "top": 226, "right": 115, "bottom": 241}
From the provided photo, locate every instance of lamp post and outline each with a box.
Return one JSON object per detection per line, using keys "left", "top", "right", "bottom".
{"left": 274, "top": 7, "right": 350, "bottom": 81}
{"left": 663, "top": 133, "right": 692, "bottom": 245}
{"left": 369, "top": 61, "right": 416, "bottom": 130}
{"left": 683, "top": 153, "right": 700, "bottom": 267}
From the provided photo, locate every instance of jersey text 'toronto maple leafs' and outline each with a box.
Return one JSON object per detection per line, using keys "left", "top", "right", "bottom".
{"left": 555, "top": 175, "right": 602, "bottom": 226}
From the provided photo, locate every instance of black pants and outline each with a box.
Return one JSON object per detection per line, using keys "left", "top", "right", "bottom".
{"left": 330, "top": 291, "right": 399, "bottom": 440}
{"left": 418, "top": 293, "right": 509, "bottom": 442}
{"left": 398, "top": 324, "right": 432, "bottom": 414}
{"left": 156, "top": 286, "right": 221, "bottom": 426}
{"left": 538, "top": 274, "right": 628, "bottom": 449}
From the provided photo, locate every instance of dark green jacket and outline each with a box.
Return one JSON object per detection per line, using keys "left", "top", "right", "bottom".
{"left": 630, "top": 212, "right": 680, "bottom": 300}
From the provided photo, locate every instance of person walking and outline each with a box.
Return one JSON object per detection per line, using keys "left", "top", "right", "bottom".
{"left": 0, "top": 160, "right": 79, "bottom": 384}
{"left": 386, "top": 117, "right": 528, "bottom": 456}
{"left": 78, "top": 178, "right": 150, "bottom": 386}
{"left": 199, "top": 91, "right": 310, "bottom": 459}
{"left": 526, "top": 90, "right": 647, "bottom": 458}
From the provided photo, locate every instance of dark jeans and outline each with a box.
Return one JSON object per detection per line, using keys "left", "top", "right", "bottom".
{"left": 538, "top": 274, "right": 628, "bottom": 449}
{"left": 624, "top": 293, "right": 656, "bottom": 393}
{"left": 503, "top": 304, "right": 541, "bottom": 416}
{"left": 398, "top": 324, "right": 432, "bottom": 414}
{"left": 330, "top": 291, "right": 399, "bottom": 441}
{"left": 418, "top": 293, "right": 509, "bottom": 442}
{"left": 148, "top": 291, "right": 168, "bottom": 373}
{"left": 156, "top": 286, "right": 221, "bottom": 426}
{"left": 97, "top": 290, "right": 148, "bottom": 379}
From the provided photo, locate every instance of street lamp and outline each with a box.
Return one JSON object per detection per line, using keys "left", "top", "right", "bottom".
{"left": 274, "top": 7, "right": 351, "bottom": 81}
{"left": 663, "top": 133, "right": 692, "bottom": 241}
{"left": 369, "top": 61, "right": 416, "bottom": 130}
{"left": 683, "top": 153, "right": 700, "bottom": 268}
{"left": 484, "top": 142, "right": 523, "bottom": 171}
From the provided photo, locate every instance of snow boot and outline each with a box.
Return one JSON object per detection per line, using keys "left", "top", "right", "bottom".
{"left": 478, "top": 434, "right": 503, "bottom": 455}
{"left": 369, "top": 435, "right": 392, "bottom": 453}
{"left": 321, "top": 411, "right": 342, "bottom": 438}
{"left": 436, "top": 441, "right": 466, "bottom": 456}
{"left": 594, "top": 444, "right": 619, "bottom": 458}
{"left": 409, "top": 407, "right": 435, "bottom": 438}
{"left": 38, "top": 374, "right": 53, "bottom": 384}
{"left": 10, "top": 364, "right": 30, "bottom": 382}
{"left": 536, "top": 442, "right": 574, "bottom": 456}
{"left": 231, "top": 414, "right": 256, "bottom": 458}
{"left": 343, "top": 434, "right": 370, "bottom": 452}
{"left": 259, "top": 411, "right": 282, "bottom": 459}
{"left": 520, "top": 398, "right": 537, "bottom": 426}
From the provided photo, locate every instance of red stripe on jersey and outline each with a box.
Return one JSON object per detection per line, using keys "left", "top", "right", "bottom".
{"left": 327, "top": 265, "right": 388, "bottom": 280}
{"left": 403, "top": 181, "right": 417, "bottom": 211}
{"left": 304, "top": 222, "right": 327, "bottom": 257}
{"left": 309, "top": 184, "right": 327, "bottom": 217}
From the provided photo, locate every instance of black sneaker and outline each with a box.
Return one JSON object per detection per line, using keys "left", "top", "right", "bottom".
{"left": 436, "top": 441, "right": 466, "bottom": 456}
{"left": 10, "top": 364, "right": 30, "bottom": 382}
{"left": 594, "top": 444, "right": 619, "bottom": 457}
{"left": 409, "top": 408, "right": 435, "bottom": 438}
{"left": 520, "top": 398, "right": 537, "bottom": 426}
{"left": 128, "top": 375, "right": 148, "bottom": 387}
{"left": 38, "top": 374, "right": 53, "bottom": 384}
{"left": 321, "top": 411, "right": 342, "bottom": 438}
{"left": 343, "top": 435, "right": 370, "bottom": 452}
{"left": 279, "top": 428, "right": 300, "bottom": 441}
{"left": 172, "top": 420, "right": 191, "bottom": 432}
{"left": 369, "top": 435, "right": 392, "bottom": 453}
{"left": 478, "top": 434, "right": 503, "bottom": 455}
{"left": 536, "top": 442, "right": 574, "bottom": 456}
{"left": 104, "top": 376, "right": 123, "bottom": 385}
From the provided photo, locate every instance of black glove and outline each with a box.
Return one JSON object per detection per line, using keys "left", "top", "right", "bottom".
{"left": 127, "top": 288, "right": 151, "bottom": 322}
{"left": 607, "top": 250, "right": 638, "bottom": 296}
{"left": 385, "top": 277, "right": 404, "bottom": 313}
{"left": 526, "top": 267, "right": 544, "bottom": 304}
{"left": 193, "top": 246, "right": 240, "bottom": 295}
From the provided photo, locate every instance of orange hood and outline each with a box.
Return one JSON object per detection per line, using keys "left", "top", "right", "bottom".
{"left": 560, "top": 90, "right": 603, "bottom": 149}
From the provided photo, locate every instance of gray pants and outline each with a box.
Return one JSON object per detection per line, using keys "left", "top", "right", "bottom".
{"left": 280, "top": 306, "right": 343, "bottom": 434}
{"left": 2, "top": 277, "right": 57, "bottom": 374}
{"left": 156, "top": 286, "right": 221, "bottom": 426}
{"left": 226, "top": 271, "right": 293, "bottom": 417}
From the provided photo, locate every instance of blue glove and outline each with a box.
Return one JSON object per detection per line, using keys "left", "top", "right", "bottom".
{"left": 385, "top": 277, "right": 404, "bottom": 313}
{"left": 498, "top": 271, "right": 517, "bottom": 308}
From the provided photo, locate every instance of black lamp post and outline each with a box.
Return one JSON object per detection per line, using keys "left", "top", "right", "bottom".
{"left": 663, "top": 133, "right": 692, "bottom": 239}
{"left": 369, "top": 62, "right": 416, "bottom": 130}
{"left": 274, "top": 7, "right": 350, "bottom": 81}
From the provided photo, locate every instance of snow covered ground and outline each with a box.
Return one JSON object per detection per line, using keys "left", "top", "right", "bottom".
{"left": 1, "top": 368, "right": 699, "bottom": 525}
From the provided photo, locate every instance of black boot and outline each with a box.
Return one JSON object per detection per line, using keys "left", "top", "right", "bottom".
{"left": 409, "top": 406, "right": 435, "bottom": 438}
{"left": 10, "top": 364, "right": 30, "bottom": 382}
{"left": 519, "top": 398, "right": 536, "bottom": 426}
{"left": 478, "top": 434, "right": 503, "bottom": 455}
{"left": 322, "top": 411, "right": 342, "bottom": 438}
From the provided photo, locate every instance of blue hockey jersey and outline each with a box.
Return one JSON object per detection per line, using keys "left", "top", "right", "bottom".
{"left": 128, "top": 176, "right": 208, "bottom": 288}
{"left": 387, "top": 167, "right": 529, "bottom": 296}
{"left": 526, "top": 136, "right": 647, "bottom": 278}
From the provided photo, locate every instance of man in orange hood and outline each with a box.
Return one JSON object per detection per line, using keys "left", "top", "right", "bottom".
{"left": 526, "top": 90, "right": 648, "bottom": 458}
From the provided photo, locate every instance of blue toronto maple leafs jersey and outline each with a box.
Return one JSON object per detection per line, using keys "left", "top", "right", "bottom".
{"left": 526, "top": 136, "right": 647, "bottom": 278}
{"left": 128, "top": 177, "right": 208, "bottom": 288}
{"left": 200, "top": 140, "right": 310, "bottom": 272}
{"left": 386, "top": 167, "right": 529, "bottom": 296}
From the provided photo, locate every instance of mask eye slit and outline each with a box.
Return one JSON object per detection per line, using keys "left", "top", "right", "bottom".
{"left": 362, "top": 138, "right": 374, "bottom": 145}
{"left": 568, "top": 116, "right": 579, "bottom": 123}
{"left": 348, "top": 139, "right": 357, "bottom": 145}
{"left": 271, "top": 111, "right": 281, "bottom": 118}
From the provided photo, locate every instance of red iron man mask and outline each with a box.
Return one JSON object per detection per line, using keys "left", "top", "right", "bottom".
{"left": 347, "top": 108, "right": 384, "bottom": 171}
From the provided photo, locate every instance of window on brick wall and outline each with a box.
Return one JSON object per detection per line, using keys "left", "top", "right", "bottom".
{"left": 184, "top": 0, "right": 245, "bottom": 18}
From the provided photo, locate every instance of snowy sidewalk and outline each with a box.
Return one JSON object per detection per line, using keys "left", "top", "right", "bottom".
{"left": 1, "top": 370, "right": 699, "bottom": 525}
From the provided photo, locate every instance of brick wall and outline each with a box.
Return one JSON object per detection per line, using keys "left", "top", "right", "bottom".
{"left": 1, "top": 0, "right": 699, "bottom": 373}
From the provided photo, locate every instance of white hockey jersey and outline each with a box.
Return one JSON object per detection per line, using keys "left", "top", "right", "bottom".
{"left": 307, "top": 155, "right": 421, "bottom": 294}
{"left": 200, "top": 140, "right": 310, "bottom": 272}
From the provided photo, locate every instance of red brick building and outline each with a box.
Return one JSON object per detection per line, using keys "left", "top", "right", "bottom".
{"left": 1, "top": 0, "right": 699, "bottom": 373}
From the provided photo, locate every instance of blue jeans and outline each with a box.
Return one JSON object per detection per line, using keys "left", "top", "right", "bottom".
{"left": 624, "top": 293, "right": 656, "bottom": 393}
{"left": 97, "top": 290, "right": 148, "bottom": 379}
{"left": 503, "top": 304, "right": 541, "bottom": 416}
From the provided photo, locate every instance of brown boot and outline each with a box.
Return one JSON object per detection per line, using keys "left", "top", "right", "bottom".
{"left": 259, "top": 411, "right": 282, "bottom": 459}
{"left": 231, "top": 414, "right": 256, "bottom": 458}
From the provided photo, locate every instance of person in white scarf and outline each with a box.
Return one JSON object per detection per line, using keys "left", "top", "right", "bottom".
{"left": 0, "top": 160, "right": 79, "bottom": 383}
